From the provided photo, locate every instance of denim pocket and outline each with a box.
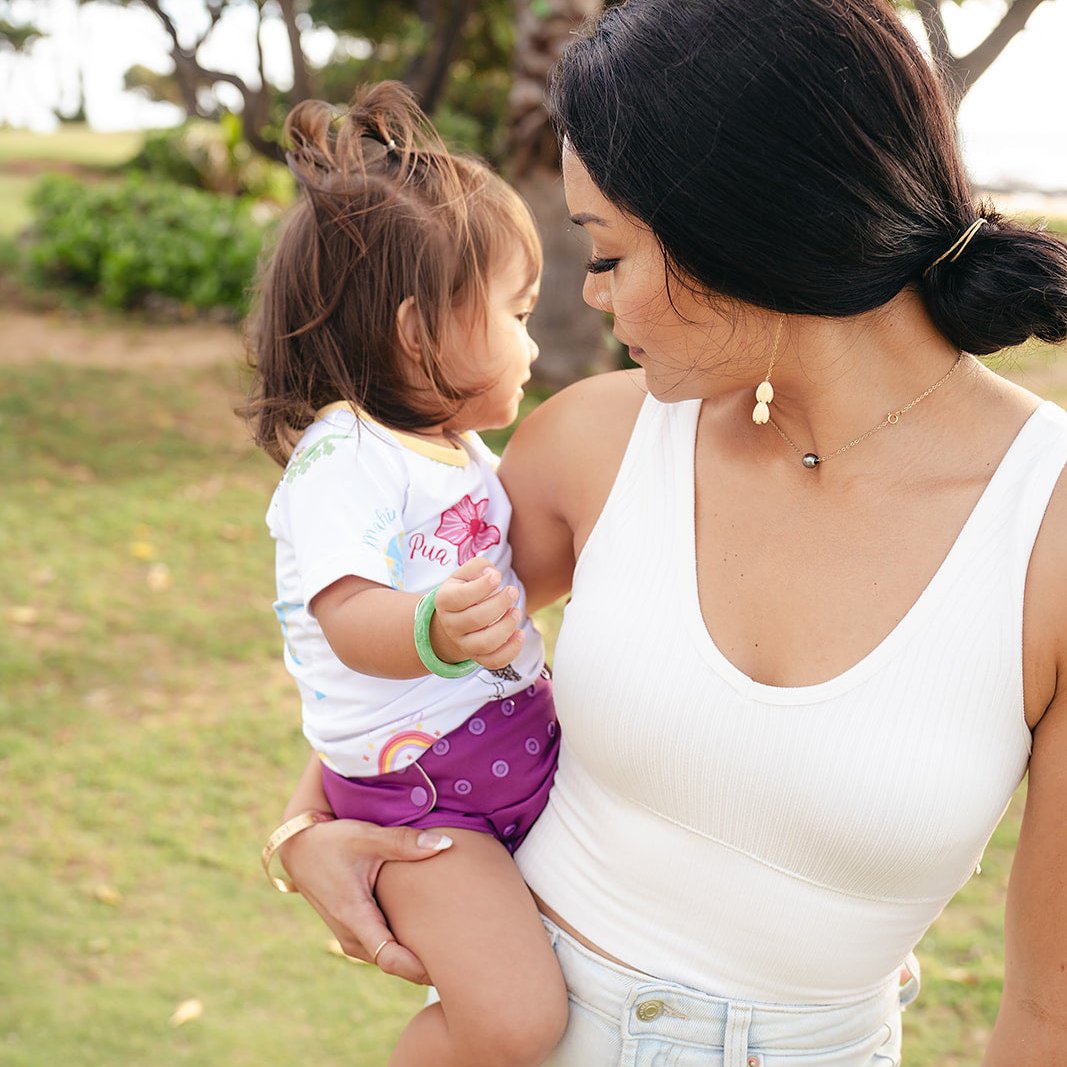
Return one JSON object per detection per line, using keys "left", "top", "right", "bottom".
{"left": 756, "top": 1011, "right": 901, "bottom": 1067}
{"left": 542, "top": 996, "right": 628, "bottom": 1067}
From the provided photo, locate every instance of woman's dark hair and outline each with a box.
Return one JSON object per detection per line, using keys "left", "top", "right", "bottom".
{"left": 242, "top": 81, "right": 541, "bottom": 465}
{"left": 549, "top": 0, "right": 1067, "bottom": 355}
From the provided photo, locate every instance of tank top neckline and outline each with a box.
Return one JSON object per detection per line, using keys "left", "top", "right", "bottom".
{"left": 675, "top": 399, "right": 1055, "bottom": 706}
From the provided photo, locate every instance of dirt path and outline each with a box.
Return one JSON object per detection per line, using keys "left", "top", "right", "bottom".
{"left": 0, "top": 305, "right": 244, "bottom": 369}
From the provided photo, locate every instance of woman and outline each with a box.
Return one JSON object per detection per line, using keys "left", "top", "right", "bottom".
{"left": 274, "top": 0, "right": 1067, "bottom": 1062}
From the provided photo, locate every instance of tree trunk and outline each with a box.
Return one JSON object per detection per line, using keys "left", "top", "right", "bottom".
{"left": 507, "top": 0, "right": 613, "bottom": 388}
{"left": 277, "top": 0, "right": 313, "bottom": 102}
{"left": 405, "top": 0, "right": 476, "bottom": 113}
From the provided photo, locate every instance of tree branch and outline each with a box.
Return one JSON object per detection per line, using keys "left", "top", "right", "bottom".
{"left": 952, "top": 0, "right": 1046, "bottom": 95}
{"left": 914, "top": 0, "right": 952, "bottom": 72}
{"left": 254, "top": 0, "right": 267, "bottom": 96}
{"left": 404, "top": 0, "right": 474, "bottom": 112}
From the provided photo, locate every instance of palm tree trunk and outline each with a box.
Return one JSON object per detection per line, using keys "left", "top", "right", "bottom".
{"left": 507, "top": 0, "right": 614, "bottom": 387}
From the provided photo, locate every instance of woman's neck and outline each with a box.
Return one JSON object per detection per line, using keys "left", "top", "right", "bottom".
{"left": 754, "top": 288, "right": 967, "bottom": 463}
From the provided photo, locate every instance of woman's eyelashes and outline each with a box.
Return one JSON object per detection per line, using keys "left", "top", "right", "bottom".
{"left": 585, "top": 256, "right": 620, "bottom": 275}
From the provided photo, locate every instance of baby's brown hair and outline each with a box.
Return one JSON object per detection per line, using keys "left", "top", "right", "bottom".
{"left": 243, "top": 82, "right": 542, "bottom": 465}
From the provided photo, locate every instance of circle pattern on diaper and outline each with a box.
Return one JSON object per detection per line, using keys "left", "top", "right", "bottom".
{"left": 410, "top": 786, "right": 429, "bottom": 807}
{"left": 501, "top": 699, "right": 516, "bottom": 716}
{"left": 432, "top": 738, "right": 451, "bottom": 756}
{"left": 468, "top": 717, "right": 486, "bottom": 735}
{"left": 455, "top": 778, "right": 472, "bottom": 796}
{"left": 525, "top": 738, "right": 541, "bottom": 755}
{"left": 491, "top": 760, "right": 510, "bottom": 778}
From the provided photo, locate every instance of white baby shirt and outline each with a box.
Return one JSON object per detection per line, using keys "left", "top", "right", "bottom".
{"left": 267, "top": 404, "right": 545, "bottom": 778}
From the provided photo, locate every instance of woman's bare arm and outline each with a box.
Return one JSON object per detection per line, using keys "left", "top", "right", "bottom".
{"left": 983, "top": 691, "right": 1067, "bottom": 1061}
{"left": 984, "top": 470, "right": 1067, "bottom": 1061}
{"left": 500, "top": 369, "right": 646, "bottom": 611}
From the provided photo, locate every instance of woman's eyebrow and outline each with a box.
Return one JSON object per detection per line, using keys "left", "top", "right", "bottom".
{"left": 569, "top": 212, "right": 610, "bottom": 227}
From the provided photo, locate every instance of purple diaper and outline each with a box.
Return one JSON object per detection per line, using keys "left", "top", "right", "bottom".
{"left": 322, "top": 675, "right": 558, "bottom": 854}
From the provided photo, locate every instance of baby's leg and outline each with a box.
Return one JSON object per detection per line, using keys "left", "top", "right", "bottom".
{"left": 376, "top": 826, "right": 568, "bottom": 1067}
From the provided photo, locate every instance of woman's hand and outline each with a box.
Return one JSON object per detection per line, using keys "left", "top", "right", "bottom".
{"left": 279, "top": 816, "right": 452, "bottom": 984}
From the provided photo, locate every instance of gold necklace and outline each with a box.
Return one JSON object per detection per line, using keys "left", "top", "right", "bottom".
{"left": 768, "top": 353, "right": 966, "bottom": 469}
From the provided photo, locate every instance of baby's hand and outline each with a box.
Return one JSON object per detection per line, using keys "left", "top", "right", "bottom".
{"left": 429, "top": 556, "right": 524, "bottom": 670}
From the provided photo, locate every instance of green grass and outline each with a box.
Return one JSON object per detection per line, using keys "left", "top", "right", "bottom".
{"left": 0, "top": 125, "right": 145, "bottom": 167}
{"left": 0, "top": 359, "right": 427, "bottom": 1067}
{"left": 0, "top": 173, "right": 35, "bottom": 238}
{"left": 2, "top": 346, "right": 1061, "bottom": 1066}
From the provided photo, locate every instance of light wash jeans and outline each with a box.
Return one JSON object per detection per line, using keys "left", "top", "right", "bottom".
{"left": 539, "top": 917, "right": 920, "bottom": 1067}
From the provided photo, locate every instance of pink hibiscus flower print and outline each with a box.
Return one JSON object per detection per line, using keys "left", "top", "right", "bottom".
{"left": 436, "top": 495, "right": 501, "bottom": 564}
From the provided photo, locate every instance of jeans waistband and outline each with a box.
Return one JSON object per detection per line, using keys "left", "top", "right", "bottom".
{"left": 541, "top": 916, "right": 911, "bottom": 1053}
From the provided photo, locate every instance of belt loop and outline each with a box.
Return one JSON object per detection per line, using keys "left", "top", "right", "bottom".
{"left": 723, "top": 1002, "right": 753, "bottom": 1067}
{"left": 899, "top": 952, "right": 922, "bottom": 1009}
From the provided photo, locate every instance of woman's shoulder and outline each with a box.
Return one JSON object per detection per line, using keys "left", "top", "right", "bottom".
{"left": 511, "top": 369, "right": 648, "bottom": 459}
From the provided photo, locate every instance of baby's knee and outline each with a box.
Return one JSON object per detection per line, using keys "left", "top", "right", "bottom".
{"left": 458, "top": 987, "right": 569, "bottom": 1067}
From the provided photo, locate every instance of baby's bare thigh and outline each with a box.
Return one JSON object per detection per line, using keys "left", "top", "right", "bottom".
{"left": 376, "top": 827, "right": 565, "bottom": 1016}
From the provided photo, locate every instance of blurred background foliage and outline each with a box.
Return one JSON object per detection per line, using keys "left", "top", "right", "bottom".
{"left": 0, "top": 0, "right": 1061, "bottom": 378}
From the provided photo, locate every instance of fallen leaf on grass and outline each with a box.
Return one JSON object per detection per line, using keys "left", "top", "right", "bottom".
{"left": 92, "top": 883, "right": 122, "bottom": 907}
{"left": 168, "top": 998, "right": 203, "bottom": 1027}
{"left": 130, "top": 541, "right": 156, "bottom": 561}
{"left": 146, "top": 563, "right": 172, "bottom": 591}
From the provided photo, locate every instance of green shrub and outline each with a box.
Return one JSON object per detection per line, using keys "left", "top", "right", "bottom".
{"left": 25, "top": 172, "right": 273, "bottom": 312}
{"left": 127, "top": 115, "right": 294, "bottom": 202}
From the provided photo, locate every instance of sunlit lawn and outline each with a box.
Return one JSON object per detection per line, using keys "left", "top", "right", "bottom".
{"left": 0, "top": 125, "right": 145, "bottom": 167}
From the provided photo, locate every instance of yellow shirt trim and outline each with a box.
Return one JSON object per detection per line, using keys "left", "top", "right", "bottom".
{"left": 315, "top": 401, "right": 472, "bottom": 468}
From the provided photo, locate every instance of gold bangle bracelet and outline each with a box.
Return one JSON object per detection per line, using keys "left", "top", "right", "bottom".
{"left": 261, "top": 809, "right": 336, "bottom": 894}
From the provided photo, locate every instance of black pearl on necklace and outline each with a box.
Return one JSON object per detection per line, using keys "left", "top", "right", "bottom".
{"left": 759, "top": 352, "right": 967, "bottom": 471}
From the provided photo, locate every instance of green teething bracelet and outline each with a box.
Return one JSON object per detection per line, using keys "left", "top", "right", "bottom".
{"left": 414, "top": 586, "right": 479, "bottom": 679}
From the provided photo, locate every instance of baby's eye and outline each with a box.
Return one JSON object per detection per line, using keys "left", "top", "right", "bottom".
{"left": 586, "top": 256, "right": 620, "bottom": 275}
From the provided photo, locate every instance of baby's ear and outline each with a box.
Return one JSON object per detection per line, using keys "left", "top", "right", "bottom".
{"left": 395, "top": 296, "right": 424, "bottom": 364}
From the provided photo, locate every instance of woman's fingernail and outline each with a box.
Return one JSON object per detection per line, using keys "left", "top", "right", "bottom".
{"left": 507, "top": 585, "right": 519, "bottom": 601}
{"left": 417, "top": 832, "right": 453, "bottom": 851}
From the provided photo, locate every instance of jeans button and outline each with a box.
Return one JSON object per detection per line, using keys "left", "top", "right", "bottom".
{"left": 635, "top": 999, "right": 664, "bottom": 1022}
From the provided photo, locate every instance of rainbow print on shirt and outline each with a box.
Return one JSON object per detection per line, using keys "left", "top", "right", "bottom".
{"left": 378, "top": 730, "right": 435, "bottom": 773}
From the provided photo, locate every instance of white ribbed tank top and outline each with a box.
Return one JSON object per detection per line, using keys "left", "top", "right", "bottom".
{"left": 516, "top": 396, "right": 1067, "bottom": 1005}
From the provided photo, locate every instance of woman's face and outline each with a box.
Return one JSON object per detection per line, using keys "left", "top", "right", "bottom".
{"left": 562, "top": 144, "right": 750, "bottom": 401}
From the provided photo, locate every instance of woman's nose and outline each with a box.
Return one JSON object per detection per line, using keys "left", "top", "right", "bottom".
{"left": 582, "top": 273, "right": 610, "bottom": 313}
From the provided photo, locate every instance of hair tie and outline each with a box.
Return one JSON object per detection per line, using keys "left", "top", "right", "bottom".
{"left": 924, "top": 218, "right": 988, "bottom": 276}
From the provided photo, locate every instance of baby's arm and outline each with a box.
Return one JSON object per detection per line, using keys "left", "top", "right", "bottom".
{"left": 313, "top": 555, "right": 524, "bottom": 679}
